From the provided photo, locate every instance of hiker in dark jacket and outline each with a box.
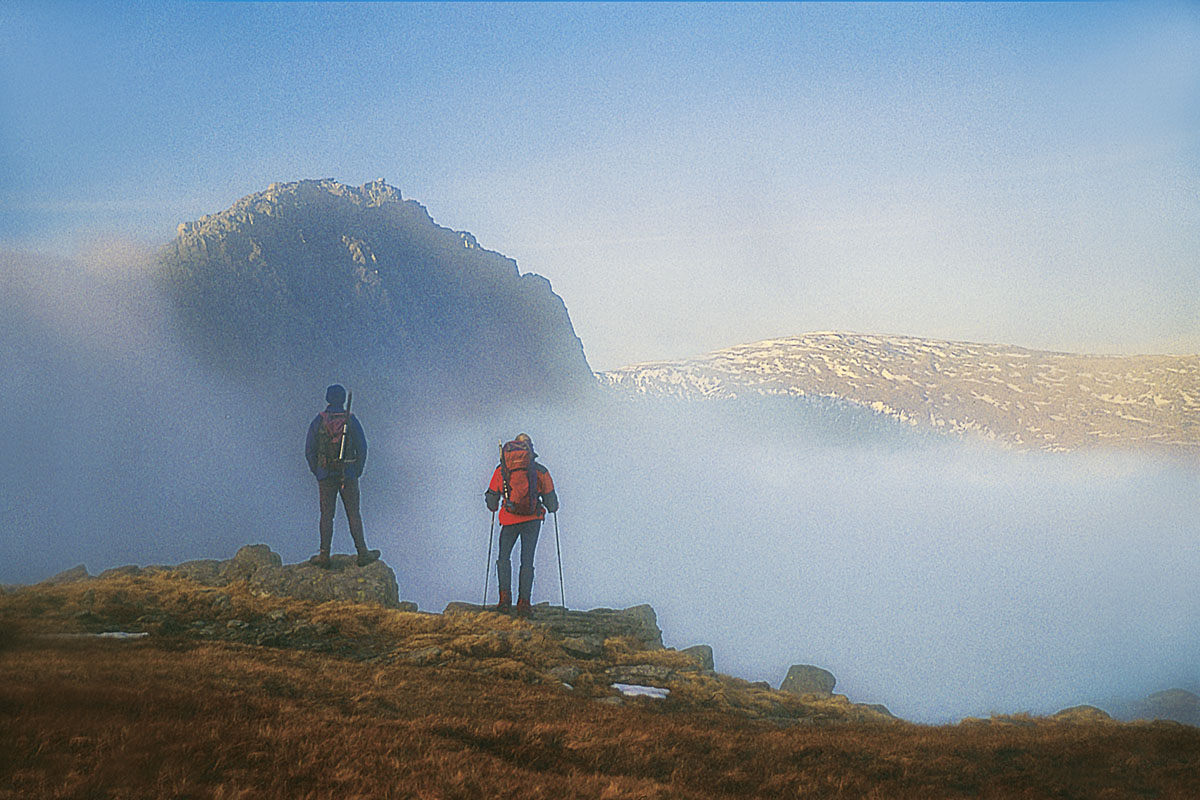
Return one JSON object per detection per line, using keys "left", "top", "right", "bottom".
{"left": 484, "top": 433, "right": 558, "bottom": 617}
{"left": 305, "top": 384, "right": 380, "bottom": 568}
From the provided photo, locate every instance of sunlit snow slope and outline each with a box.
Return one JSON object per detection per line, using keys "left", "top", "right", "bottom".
{"left": 599, "top": 333, "right": 1200, "bottom": 453}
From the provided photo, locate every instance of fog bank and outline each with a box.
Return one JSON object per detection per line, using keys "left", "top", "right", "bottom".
{"left": 2, "top": 249, "right": 1196, "bottom": 723}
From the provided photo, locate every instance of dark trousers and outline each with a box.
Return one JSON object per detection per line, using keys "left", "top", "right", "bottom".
{"left": 497, "top": 519, "right": 541, "bottom": 600}
{"left": 318, "top": 477, "right": 367, "bottom": 554}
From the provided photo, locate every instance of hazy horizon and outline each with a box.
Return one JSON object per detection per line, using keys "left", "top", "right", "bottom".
{"left": 3, "top": 247, "right": 1198, "bottom": 724}
{"left": 2, "top": 2, "right": 1198, "bottom": 369}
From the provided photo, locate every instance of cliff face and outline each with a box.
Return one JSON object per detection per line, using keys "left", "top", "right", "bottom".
{"left": 156, "top": 179, "right": 592, "bottom": 409}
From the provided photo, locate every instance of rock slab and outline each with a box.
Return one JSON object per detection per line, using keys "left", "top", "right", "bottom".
{"left": 37, "top": 545, "right": 401, "bottom": 609}
{"left": 444, "top": 602, "right": 663, "bottom": 650}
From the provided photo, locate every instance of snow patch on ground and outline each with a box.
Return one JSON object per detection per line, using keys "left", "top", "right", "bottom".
{"left": 612, "top": 683, "right": 670, "bottom": 699}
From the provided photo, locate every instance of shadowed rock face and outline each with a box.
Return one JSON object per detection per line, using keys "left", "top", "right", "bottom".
{"left": 156, "top": 179, "right": 593, "bottom": 410}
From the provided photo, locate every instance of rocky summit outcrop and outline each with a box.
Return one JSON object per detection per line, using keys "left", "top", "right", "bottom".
{"left": 43, "top": 544, "right": 402, "bottom": 609}
{"left": 156, "top": 179, "right": 592, "bottom": 409}
{"left": 11, "top": 547, "right": 898, "bottom": 726}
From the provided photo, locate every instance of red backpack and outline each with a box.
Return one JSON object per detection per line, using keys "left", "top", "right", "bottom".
{"left": 316, "top": 411, "right": 351, "bottom": 471}
{"left": 499, "top": 440, "right": 539, "bottom": 515}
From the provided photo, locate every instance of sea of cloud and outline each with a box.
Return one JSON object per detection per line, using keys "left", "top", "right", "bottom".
{"left": 2, "top": 246, "right": 1196, "bottom": 724}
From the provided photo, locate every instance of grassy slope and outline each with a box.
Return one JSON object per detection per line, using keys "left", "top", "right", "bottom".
{"left": 2, "top": 576, "right": 1198, "bottom": 799}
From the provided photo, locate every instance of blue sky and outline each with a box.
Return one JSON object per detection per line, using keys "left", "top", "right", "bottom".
{"left": 2, "top": 1, "right": 1197, "bottom": 369}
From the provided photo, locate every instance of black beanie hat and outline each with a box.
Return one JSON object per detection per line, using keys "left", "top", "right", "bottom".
{"left": 326, "top": 384, "right": 346, "bottom": 405}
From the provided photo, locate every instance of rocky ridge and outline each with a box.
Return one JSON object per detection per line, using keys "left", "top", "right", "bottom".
{"left": 7, "top": 545, "right": 894, "bottom": 725}
{"left": 7, "top": 545, "right": 1195, "bottom": 727}
{"left": 600, "top": 332, "right": 1200, "bottom": 452}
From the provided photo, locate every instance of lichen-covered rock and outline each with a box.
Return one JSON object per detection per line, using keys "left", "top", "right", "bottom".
{"left": 220, "top": 544, "right": 283, "bottom": 582}
{"left": 248, "top": 554, "right": 399, "bottom": 608}
{"left": 606, "top": 664, "right": 675, "bottom": 687}
{"left": 560, "top": 635, "right": 605, "bottom": 659}
{"left": 780, "top": 664, "right": 837, "bottom": 696}
{"left": 444, "top": 602, "right": 664, "bottom": 650}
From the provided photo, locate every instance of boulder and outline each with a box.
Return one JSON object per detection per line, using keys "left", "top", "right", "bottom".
{"left": 780, "top": 664, "right": 837, "bottom": 696}
{"left": 220, "top": 544, "right": 283, "bottom": 581}
{"left": 248, "top": 554, "right": 400, "bottom": 608}
{"left": 1052, "top": 705, "right": 1113, "bottom": 723}
{"left": 606, "top": 664, "right": 675, "bottom": 687}
{"left": 681, "top": 644, "right": 714, "bottom": 672}
{"left": 537, "top": 603, "right": 663, "bottom": 649}
{"left": 444, "top": 602, "right": 664, "bottom": 650}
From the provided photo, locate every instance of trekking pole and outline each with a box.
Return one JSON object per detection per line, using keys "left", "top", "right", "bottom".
{"left": 482, "top": 510, "right": 495, "bottom": 607}
{"left": 553, "top": 512, "right": 565, "bottom": 614}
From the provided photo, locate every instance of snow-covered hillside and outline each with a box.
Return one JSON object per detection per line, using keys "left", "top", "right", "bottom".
{"left": 599, "top": 332, "right": 1200, "bottom": 452}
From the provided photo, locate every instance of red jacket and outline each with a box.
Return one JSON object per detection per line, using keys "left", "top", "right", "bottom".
{"left": 487, "top": 463, "right": 557, "bottom": 525}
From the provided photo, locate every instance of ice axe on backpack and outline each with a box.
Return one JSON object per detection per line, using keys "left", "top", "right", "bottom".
{"left": 337, "top": 391, "right": 353, "bottom": 487}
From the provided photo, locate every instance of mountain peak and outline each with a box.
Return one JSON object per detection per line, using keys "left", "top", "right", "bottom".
{"left": 158, "top": 179, "right": 592, "bottom": 408}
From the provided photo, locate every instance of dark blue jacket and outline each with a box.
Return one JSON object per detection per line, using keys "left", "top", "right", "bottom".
{"left": 305, "top": 404, "right": 368, "bottom": 481}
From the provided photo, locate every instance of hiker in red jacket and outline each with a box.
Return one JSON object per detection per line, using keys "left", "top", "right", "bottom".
{"left": 484, "top": 434, "right": 558, "bottom": 617}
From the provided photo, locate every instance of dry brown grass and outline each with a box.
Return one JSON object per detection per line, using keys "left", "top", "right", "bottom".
{"left": 2, "top": 576, "right": 1199, "bottom": 798}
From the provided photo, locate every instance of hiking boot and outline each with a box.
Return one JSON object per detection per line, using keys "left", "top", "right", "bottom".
{"left": 309, "top": 551, "right": 331, "bottom": 569}
{"left": 495, "top": 590, "right": 512, "bottom": 613}
{"left": 356, "top": 549, "right": 381, "bottom": 567}
{"left": 515, "top": 597, "right": 532, "bottom": 618}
